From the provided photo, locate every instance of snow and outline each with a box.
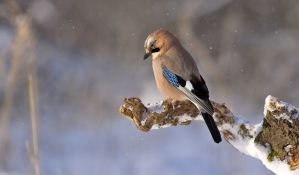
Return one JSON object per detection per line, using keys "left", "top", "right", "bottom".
{"left": 221, "top": 96, "right": 299, "bottom": 175}
{"left": 143, "top": 95, "right": 299, "bottom": 174}
{"left": 145, "top": 103, "right": 203, "bottom": 130}
{"left": 230, "top": 126, "right": 298, "bottom": 174}
{"left": 219, "top": 117, "right": 299, "bottom": 175}
{"left": 265, "top": 95, "right": 299, "bottom": 122}
{"left": 177, "top": 114, "right": 202, "bottom": 122}
{"left": 146, "top": 101, "right": 165, "bottom": 114}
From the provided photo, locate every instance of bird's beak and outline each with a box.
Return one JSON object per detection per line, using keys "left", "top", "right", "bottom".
{"left": 143, "top": 51, "right": 151, "bottom": 60}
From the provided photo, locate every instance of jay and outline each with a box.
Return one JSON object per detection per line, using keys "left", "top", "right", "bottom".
{"left": 143, "top": 29, "right": 222, "bottom": 143}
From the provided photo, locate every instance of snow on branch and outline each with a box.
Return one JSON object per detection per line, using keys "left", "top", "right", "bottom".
{"left": 119, "top": 95, "right": 299, "bottom": 175}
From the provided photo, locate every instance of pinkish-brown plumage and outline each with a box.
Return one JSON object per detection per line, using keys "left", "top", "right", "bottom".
{"left": 143, "top": 29, "right": 222, "bottom": 143}
{"left": 144, "top": 29, "right": 201, "bottom": 100}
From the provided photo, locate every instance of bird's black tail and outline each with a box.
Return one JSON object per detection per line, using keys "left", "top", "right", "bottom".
{"left": 202, "top": 112, "right": 222, "bottom": 143}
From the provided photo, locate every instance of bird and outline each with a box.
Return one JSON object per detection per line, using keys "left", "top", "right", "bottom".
{"left": 143, "top": 29, "right": 222, "bottom": 143}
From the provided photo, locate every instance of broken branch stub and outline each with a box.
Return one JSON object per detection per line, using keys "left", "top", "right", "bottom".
{"left": 119, "top": 96, "right": 299, "bottom": 174}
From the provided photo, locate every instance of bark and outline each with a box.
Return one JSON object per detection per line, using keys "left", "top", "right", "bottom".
{"left": 119, "top": 95, "right": 299, "bottom": 175}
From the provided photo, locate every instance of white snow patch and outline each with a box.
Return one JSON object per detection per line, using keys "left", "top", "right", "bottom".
{"left": 220, "top": 112, "right": 299, "bottom": 175}
{"left": 178, "top": 114, "right": 200, "bottom": 122}
{"left": 146, "top": 101, "right": 165, "bottom": 114}
{"left": 285, "top": 145, "right": 294, "bottom": 153}
{"left": 151, "top": 123, "right": 172, "bottom": 130}
{"left": 141, "top": 95, "right": 299, "bottom": 175}
{"left": 265, "top": 95, "right": 299, "bottom": 123}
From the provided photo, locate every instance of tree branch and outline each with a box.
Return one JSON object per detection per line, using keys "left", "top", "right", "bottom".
{"left": 119, "top": 95, "right": 299, "bottom": 175}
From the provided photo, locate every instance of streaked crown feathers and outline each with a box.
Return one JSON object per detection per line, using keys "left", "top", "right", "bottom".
{"left": 144, "top": 29, "right": 180, "bottom": 58}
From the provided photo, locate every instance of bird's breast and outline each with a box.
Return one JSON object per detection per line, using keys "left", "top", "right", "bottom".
{"left": 152, "top": 60, "right": 187, "bottom": 101}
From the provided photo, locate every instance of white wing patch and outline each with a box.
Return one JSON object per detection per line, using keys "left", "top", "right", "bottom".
{"left": 185, "top": 81, "right": 194, "bottom": 91}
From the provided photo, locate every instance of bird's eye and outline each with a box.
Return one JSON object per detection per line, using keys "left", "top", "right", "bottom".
{"left": 151, "top": 48, "right": 160, "bottom": 53}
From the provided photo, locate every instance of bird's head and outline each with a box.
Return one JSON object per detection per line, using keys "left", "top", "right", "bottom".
{"left": 143, "top": 29, "right": 178, "bottom": 60}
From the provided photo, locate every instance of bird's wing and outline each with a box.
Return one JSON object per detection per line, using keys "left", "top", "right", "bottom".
{"left": 162, "top": 66, "right": 222, "bottom": 143}
{"left": 162, "top": 66, "right": 214, "bottom": 115}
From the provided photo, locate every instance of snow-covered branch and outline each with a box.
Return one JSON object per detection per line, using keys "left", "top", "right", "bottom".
{"left": 119, "top": 95, "right": 299, "bottom": 175}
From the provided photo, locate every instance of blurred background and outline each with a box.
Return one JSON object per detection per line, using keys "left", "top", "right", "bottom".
{"left": 0, "top": 0, "right": 299, "bottom": 174}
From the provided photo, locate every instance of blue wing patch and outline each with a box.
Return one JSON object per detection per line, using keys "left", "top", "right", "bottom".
{"left": 162, "top": 67, "right": 180, "bottom": 87}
